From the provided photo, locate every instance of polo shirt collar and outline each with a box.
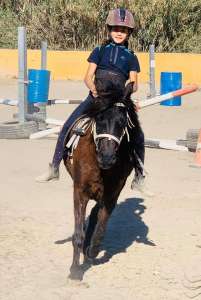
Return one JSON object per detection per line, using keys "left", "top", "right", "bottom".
{"left": 110, "top": 41, "right": 126, "bottom": 49}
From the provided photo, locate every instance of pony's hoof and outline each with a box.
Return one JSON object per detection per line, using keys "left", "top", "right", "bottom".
{"left": 85, "top": 245, "right": 100, "bottom": 259}
{"left": 68, "top": 266, "right": 83, "bottom": 281}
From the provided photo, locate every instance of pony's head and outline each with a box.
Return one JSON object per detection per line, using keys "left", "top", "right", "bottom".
{"left": 92, "top": 81, "right": 137, "bottom": 169}
{"left": 94, "top": 103, "right": 127, "bottom": 169}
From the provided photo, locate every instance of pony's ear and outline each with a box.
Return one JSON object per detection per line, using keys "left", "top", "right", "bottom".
{"left": 123, "top": 82, "right": 134, "bottom": 100}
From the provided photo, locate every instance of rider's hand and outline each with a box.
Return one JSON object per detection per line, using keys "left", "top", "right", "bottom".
{"left": 91, "top": 88, "right": 98, "bottom": 98}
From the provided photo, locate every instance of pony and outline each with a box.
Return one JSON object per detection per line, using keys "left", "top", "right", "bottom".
{"left": 64, "top": 81, "right": 142, "bottom": 280}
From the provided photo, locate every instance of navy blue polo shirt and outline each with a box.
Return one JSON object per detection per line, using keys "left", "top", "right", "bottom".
{"left": 87, "top": 42, "right": 140, "bottom": 80}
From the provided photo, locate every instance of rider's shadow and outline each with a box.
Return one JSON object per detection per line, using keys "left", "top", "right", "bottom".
{"left": 93, "top": 197, "right": 156, "bottom": 265}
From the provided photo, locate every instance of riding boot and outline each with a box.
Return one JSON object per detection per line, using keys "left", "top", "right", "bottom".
{"left": 35, "top": 163, "right": 59, "bottom": 183}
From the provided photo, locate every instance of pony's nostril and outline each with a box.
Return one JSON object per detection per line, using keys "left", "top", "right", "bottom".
{"left": 112, "top": 156, "right": 116, "bottom": 163}
{"left": 105, "top": 155, "right": 113, "bottom": 162}
{"left": 102, "top": 154, "right": 116, "bottom": 166}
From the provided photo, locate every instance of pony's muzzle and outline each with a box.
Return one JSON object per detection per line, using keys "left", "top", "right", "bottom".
{"left": 98, "top": 154, "right": 117, "bottom": 169}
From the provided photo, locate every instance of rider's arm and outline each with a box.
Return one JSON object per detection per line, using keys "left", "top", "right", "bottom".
{"left": 129, "top": 71, "right": 138, "bottom": 93}
{"left": 129, "top": 52, "right": 140, "bottom": 93}
{"left": 84, "top": 62, "right": 98, "bottom": 97}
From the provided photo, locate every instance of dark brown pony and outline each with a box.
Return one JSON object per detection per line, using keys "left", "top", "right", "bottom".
{"left": 64, "top": 82, "right": 141, "bottom": 280}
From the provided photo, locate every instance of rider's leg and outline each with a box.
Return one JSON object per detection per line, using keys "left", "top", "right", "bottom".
{"left": 36, "top": 94, "right": 94, "bottom": 182}
{"left": 130, "top": 127, "right": 146, "bottom": 190}
{"left": 51, "top": 94, "right": 94, "bottom": 170}
{"left": 133, "top": 127, "right": 145, "bottom": 175}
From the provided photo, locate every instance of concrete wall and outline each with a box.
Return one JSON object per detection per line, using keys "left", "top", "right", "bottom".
{"left": 0, "top": 49, "right": 200, "bottom": 84}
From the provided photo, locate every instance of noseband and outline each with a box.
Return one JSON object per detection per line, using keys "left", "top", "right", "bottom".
{"left": 93, "top": 102, "right": 132, "bottom": 147}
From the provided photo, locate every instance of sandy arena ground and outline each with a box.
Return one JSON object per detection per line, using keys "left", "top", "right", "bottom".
{"left": 0, "top": 78, "right": 201, "bottom": 300}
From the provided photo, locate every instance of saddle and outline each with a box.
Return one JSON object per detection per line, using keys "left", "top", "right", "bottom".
{"left": 64, "top": 116, "right": 93, "bottom": 158}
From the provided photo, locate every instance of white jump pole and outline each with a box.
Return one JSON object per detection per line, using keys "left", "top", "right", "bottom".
{"left": 145, "top": 138, "right": 188, "bottom": 151}
{"left": 29, "top": 85, "right": 199, "bottom": 140}
{"left": 0, "top": 99, "right": 84, "bottom": 106}
{"left": 48, "top": 99, "right": 84, "bottom": 105}
{"left": 48, "top": 85, "right": 199, "bottom": 106}
{"left": 45, "top": 118, "right": 64, "bottom": 126}
{"left": 29, "top": 118, "right": 64, "bottom": 139}
{"left": 24, "top": 113, "right": 64, "bottom": 126}
{"left": 30, "top": 126, "right": 61, "bottom": 139}
{"left": 136, "top": 85, "right": 198, "bottom": 109}
{"left": 0, "top": 99, "right": 18, "bottom": 106}
{"left": 33, "top": 84, "right": 198, "bottom": 108}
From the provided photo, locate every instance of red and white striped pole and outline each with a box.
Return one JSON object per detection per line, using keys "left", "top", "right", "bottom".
{"left": 136, "top": 85, "right": 198, "bottom": 109}
{"left": 29, "top": 85, "right": 199, "bottom": 139}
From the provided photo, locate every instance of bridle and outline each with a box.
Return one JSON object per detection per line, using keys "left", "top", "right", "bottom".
{"left": 93, "top": 102, "right": 134, "bottom": 148}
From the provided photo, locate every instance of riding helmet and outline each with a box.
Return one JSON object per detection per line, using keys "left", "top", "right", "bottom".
{"left": 106, "top": 8, "right": 134, "bottom": 30}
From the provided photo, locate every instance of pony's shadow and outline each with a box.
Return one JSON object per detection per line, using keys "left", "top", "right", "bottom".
{"left": 92, "top": 197, "right": 155, "bottom": 265}
{"left": 55, "top": 197, "right": 156, "bottom": 279}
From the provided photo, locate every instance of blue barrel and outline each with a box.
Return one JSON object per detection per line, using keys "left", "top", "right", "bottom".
{"left": 160, "top": 72, "right": 182, "bottom": 106}
{"left": 28, "top": 69, "right": 50, "bottom": 103}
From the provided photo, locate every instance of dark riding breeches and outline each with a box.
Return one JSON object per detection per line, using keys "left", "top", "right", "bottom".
{"left": 52, "top": 94, "right": 94, "bottom": 168}
{"left": 131, "top": 127, "right": 145, "bottom": 175}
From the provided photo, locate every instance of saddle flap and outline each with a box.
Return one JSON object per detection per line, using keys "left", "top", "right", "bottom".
{"left": 65, "top": 117, "right": 93, "bottom": 157}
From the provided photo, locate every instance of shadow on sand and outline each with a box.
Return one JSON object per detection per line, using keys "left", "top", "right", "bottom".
{"left": 55, "top": 197, "right": 156, "bottom": 279}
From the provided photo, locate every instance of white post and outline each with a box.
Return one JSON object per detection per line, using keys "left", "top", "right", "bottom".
{"left": 18, "top": 27, "right": 28, "bottom": 123}
{"left": 41, "top": 41, "right": 47, "bottom": 70}
{"left": 149, "top": 44, "right": 156, "bottom": 98}
{"left": 38, "top": 40, "right": 48, "bottom": 130}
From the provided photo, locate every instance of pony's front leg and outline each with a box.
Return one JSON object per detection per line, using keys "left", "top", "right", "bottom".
{"left": 86, "top": 203, "right": 115, "bottom": 259}
{"left": 69, "top": 188, "right": 88, "bottom": 280}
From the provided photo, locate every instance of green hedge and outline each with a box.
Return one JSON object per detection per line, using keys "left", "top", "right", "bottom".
{"left": 0, "top": 0, "right": 200, "bottom": 52}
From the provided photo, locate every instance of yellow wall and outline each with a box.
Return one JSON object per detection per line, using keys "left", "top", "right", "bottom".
{"left": 0, "top": 49, "right": 201, "bottom": 84}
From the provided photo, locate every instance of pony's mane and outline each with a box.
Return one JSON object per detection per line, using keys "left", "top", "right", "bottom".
{"left": 85, "top": 81, "right": 140, "bottom": 129}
